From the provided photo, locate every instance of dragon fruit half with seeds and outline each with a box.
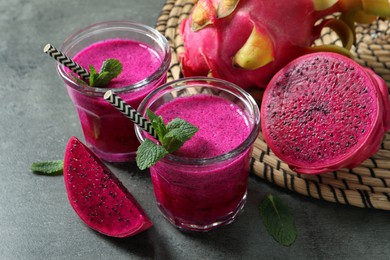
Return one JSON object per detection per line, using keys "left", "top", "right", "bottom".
{"left": 179, "top": 0, "right": 390, "bottom": 89}
{"left": 261, "top": 52, "right": 390, "bottom": 174}
{"left": 63, "top": 136, "right": 152, "bottom": 237}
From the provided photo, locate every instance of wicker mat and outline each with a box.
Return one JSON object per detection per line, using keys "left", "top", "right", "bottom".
{"left": 155, "top": 0, "right": 390, "bottom": 210}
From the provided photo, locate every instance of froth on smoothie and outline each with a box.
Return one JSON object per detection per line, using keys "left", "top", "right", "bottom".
{"left": 72, "top": 38, "right": 162, "bottom": 89}
{"left": 155, "top": 94, "right": 251, "bottom": 158}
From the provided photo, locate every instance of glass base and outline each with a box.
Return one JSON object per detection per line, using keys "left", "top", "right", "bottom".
{"left": 157, "top": 192, "right": 247, "bottom": 232}
{"left": 89, "top": 146, "right": 136, "bottom": 163}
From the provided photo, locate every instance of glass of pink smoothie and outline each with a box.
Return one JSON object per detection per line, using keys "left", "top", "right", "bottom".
{"left": 56, "top": 21, "right": 171, "bottom": 162}
{"left": 135, "top": 77, "right": 260, "bottom": 232}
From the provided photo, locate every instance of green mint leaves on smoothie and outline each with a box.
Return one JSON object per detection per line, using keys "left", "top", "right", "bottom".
{"left": 88, "top": 59, "right": 123, "bottom": 87}
{"left": 163, "top": 118, "right": 199, "bottom": 153}
{"left": 136, "top": 109, "right": 199, "bottom": 170}
{"left": 136, "top": 139, "right": 169, "bottom": 171}
{"left": 147, "top": 109, "right": 168, "bottom": 142}
{"left": 71, "top": 59, "right": 123, "bottom": 88}
{"left": 31, "top": 160, "right": 64, "bottom": 175}
{"left": 259, "top": 194, "right": 297, "bottom": 247}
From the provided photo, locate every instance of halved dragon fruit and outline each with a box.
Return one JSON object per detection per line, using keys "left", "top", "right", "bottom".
{"left": 63, "top": 136, "right": 152, "bottom": 237}
{"left": 261, "top": 52, "right": 390, "bottom": 174}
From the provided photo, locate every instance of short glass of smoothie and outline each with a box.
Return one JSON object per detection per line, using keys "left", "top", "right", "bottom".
{"left": 135, "top": 77, "right": 260, "bottom": 232}
{"left": 57, "top": 21, "right": 171, "bottom": 162}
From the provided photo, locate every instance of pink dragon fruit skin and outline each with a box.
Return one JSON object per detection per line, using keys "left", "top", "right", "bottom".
{"left": 63, "top": 136, "right": 153, "bottom": 237}
{"left": 367, "top": 69, "right": 390, "bottom": 130}
{"left": 260, "top": 52, "right": 390, "bottom": 174}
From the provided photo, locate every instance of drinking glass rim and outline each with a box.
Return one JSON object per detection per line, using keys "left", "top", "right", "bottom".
{"left": 56, "top": 20, "right": 171, "bottom": 95}
{"left": 135, "top": 77, "right": 261, "bottom": 166}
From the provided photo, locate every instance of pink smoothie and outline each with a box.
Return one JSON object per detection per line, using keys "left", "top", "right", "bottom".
{"left": 150, "top": 94, "right": 252, "bottom": 230}
{"left": 66, "top": 39, "right": 164, "bottom": 162}
{"left": 73, "top": 39, "right": 162, "bottom": 88}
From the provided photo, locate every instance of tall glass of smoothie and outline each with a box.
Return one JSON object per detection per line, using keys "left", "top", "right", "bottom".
{"left": 135, "top": 77, "right": 260, "bottom": 231}
{"left": 56, "top": 21, "right": 171, "bottom": 162}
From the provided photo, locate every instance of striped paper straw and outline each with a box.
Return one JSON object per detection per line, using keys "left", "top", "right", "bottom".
{"left": 104, "top": 90, "right": 158, "bottom": 139}
{"left": 43, "top": 43, "right": 90, "bottom": 81}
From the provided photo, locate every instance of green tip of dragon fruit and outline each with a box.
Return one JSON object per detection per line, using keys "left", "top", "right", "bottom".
{"left": 232, "top": 25, "right": 275, "bottom": 70}
{"left": 191, "top": 0, "right": 216, "bottom": 31}
{"left": 261, "top": 52, "right": 390, "bottom": 174}
{"left": 217, "top": 0, "right": 240, "bottom": 18}
{"left": 63, "top": 136, "right": 152, "bottom": 237}
{"left": 312, "top": 0, "right": 338, "bottom": 11}
{"left": 363, "top": 0, "right": 390, "bottom": 16}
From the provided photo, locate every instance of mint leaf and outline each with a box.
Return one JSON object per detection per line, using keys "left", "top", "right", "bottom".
{"left": 136, "top": 139, "right": 168, "bottom": 170}
{"left": 147, "top": 109, "right": 168, "bottom": 142}
{"left": 161, "top": 130, "right": 185, "bottom": 153}
{"left": 68, "top": 59, "right": 123, "bottom": 87}
{"left": 89, "top": 59, "right": 122, "bottom": 88}
{"left": 90, "top": 65, "right": 97, "bottom": 75}
{"left": 100, "top": 59, "right": 122, "bottom": 78}
{"left": 166, "top": 118, "right": 198, "bottom": 138}
{"left": 31, "top": 160, "right": 64, "bottom": 175}
{"left": 136, "top": 111, "right": 198, "bottom": 170}
{"left": 72, "top": 75, "right": 88, "bottom": 86}
{"left": 88, "top": 65, "right": 99, "bottom": 87}
{"left": 259, "top": 195, "right": 297, "bottom": 246}
{"left": 163, "top": 118, "right": 198, "bottom": 153}
{"left": 93, "top": 71, "right": 111, "bottom": 87}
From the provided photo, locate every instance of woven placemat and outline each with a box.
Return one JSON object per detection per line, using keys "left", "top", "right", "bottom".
{"left": 156, "top": 0, "right": 390, "bottom": 210}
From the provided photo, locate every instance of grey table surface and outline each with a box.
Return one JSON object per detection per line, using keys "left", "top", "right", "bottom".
{"left": 1, "top": 0, "right": 389, "bottom": 259}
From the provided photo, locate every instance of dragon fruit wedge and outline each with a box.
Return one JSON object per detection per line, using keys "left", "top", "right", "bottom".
{"left": 179, "top": 0, "right": 390, "bottom": 89}
{"left": 63, "top": 136, "right": 152, "bottom": 237}
{"left": 261, "top": 52, "right": 390, "bottom": 174}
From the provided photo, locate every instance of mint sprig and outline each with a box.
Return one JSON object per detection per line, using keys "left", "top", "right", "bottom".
{"left": 136, "top": 109, "right": 199, "bottom": 170}
{"left": 136, "top": 139, "right": 169, "bottom": 170}
{"left": 71, "top": 59, "right": 123, "bottom": 88}
{"left": 31, "top": 160, "right": 64, "bottom": 175}
{"left": 89, "top": 59, "right": 122, "bottom": 87}
{"left": 259, "top": 194, "right": 297, "bottom": 246}
{"left": 163, "top": 118, "right": 199, "bottom": 153}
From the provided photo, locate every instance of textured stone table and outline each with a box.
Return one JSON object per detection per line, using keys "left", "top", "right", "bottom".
{"left": 1, "top": 0, "right": 389, "bottom": 259}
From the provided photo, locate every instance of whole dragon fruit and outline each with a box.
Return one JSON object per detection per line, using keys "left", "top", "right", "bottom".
{"left": 261, "top": 52, "right": 390, "bottom": 174}
{"left": 179, "top": 0, "right": 390, "bottom": 89}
